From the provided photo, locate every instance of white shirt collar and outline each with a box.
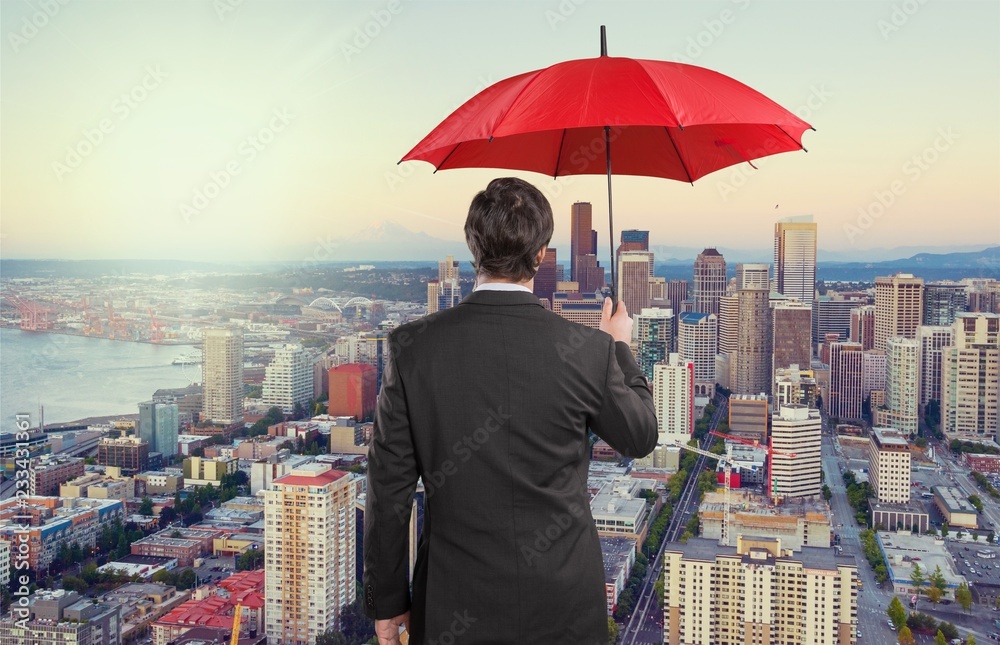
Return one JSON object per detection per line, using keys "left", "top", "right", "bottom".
{"left": 474, "top": 281, "right": 533, "bottom": 293}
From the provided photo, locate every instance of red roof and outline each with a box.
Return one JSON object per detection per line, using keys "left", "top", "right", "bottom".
{"left": 273, "top": 469, "right": 349, "bottom": 486}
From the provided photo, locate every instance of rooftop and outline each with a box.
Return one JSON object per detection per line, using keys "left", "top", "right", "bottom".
{"left": 876, "top": 531, "right": 965, "bottom": 589}
{"left": 932, "top": 486, "right": 977, "bottom": 514}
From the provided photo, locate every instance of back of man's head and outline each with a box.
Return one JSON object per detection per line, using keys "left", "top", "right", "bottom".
{"left": 465, "top": 177, "right": 554, "bottom": 282}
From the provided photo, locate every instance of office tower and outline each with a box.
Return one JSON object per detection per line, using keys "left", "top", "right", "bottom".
{"left": 357, "top": 330, "right": 390, "bottom": 391}
{"left": 328, "top": 364, "right": 377, "bottom": 421}
{"left": 717, "top": 295, "right": 739, "bottom": 356}
{"left": 202, "top": 326, "right": 244, "bottom": 426}
{"left": 262, "top": 344, "right": 314, "bottom": 415}
{"left": 735, "top": 263, "right": 769, "bottom": 290}
{"left": 97, "top": 436, "right": 149, "bottom": 475}
{"left": 770, "top": 404, "right": 822, "bottom": 499}
{"left": 773, "top": 215, "right": 818, "bottom": 303}
{"left": 616, "top": 228, "right": 649, "bottom": 262}
{"left": 941, "top": 313, "right": 1000, "bottom": 440}
{"left": 874, "top": 273, "right": 924, "bottom": 351}
{"left": 570, "top": 202, "right": 594, "bottom": 282}
{"left": 728, "top": 394, "right": 769, "bottom": 444}
{"left": 678, "top": 312, "right": 717, "bottom": 397}
{"left": 533, "top": 248, "right": 558, "bottom": 304}
{"left": 648, "top": 276, "right": 666, "bottom": 302}
{"left": 652, "top": 354, "right": 694, "bottom": 446}
{"left": 666, "top": 280, "right": 689, "bottom": 311}
{"left": 773, "top": 366, "right": 819, "bottom": 411}
{"left": 138, "top": 400, "right": 179, "bottom": 458}
{"left": 868, "top": 428, "right": 911, "bottom": 504}
{"left": 429, "top": 279, "right": 461, "bottom": 313}
{"left": 619, "top": 251, "right": 655, "bottom": 317}
{"left": 918, "top": 325, "right": 954, "bottom": 406}
{"left": 861, "top": 349, "right": 886, "bottom": 399}
{"left": 555, "top": 263, "right": 565, "bottom": 283}
{"left": 552, "top": 291, "right": 604, "bottom": 328}
{"left": 264, "top": 464, "right": 356, "bottom": 644}
{"left": 734, "top": 288, "right": 772, "bottom": 395}
{"left": 850, "top": 305, "right": 876, "bottom": 351}
{"left": 636, "top": 307, "right": 675, "bottom": 380}
{"left": 923, "top": 281, "right": 968, "bottom": 326}
{"left": 812, "top": 295, "right": 867, "bottom": 345}
{"left": 438, "top": 254, "right": 459, "bottom": 283}
{"left": 876, "top": 337, "right": 920, "bottom": 435}
{"left": 576, "top": 254, "right": 606, "bottom": 294}
{"left": 426, "top": 280, "right": 440, "bottom": 314}
{"left": 663, "top": 536, "right": 858, "bottom": 645}
{"left": 692, "top": 248, "right": 727, "bottom": 317}
{"left": 829, "top": 342, "right": 864, "bottom": 420}
{"left": 772, "top": 301, "right": 812, "bottom": 374}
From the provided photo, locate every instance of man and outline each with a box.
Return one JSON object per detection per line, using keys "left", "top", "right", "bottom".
{"left": 364, "top": 177, "right": 657, "bottom": 644}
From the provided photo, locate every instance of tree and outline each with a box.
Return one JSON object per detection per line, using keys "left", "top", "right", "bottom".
{"left": 935, "top": 631, "right": 948, "bottom": 645}
{"left": 177, "top": 568, "right": 197, "bottom": 590}
{"left": 62, "top": 575, "right": 88, "bottom": 594}
{"left": 315, "top": 631, "right": 347, "bottom": 645}
{"left": 139, "top": 497, "right": 154, "bottom": 516}
{"left": 887, "top": 596, "right": 906, "bottom": 630}
{"left": 941, "top": 521, "right": 950, "bottom": 537}
{"left": 822, "top": 484, "right": 832, "bottom": 501}
{"left": 911, "top": 562, "right": 926, "bottom": 595}
{"left": 930, "top": 564, "right": 948, "bottom": 594}
{"left": 898, "top": 625, "right": 916, "bottom": 645}
{"left": 969, "top": 494, "right": 984, "bottom": 513}
{"left": 967, "top": 635, "right": 977, "bottom": 645}
{"left": 608, "top": 617, "right": 620, "bottom": 644}
{"left": 926, "top": 586, "right": 943, "bottom": 604}
{"left": 940, "top": 622, "right": 959, "bottom": 641}
{"left": 956, "top": 582, "right": 972, "bottom": 612}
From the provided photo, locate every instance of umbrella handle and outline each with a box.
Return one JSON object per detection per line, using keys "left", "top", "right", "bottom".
{"left": 605, "top": 125, "right": 617, "bottom": 312}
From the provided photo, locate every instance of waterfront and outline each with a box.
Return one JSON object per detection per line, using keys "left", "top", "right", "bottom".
{"left": 0, "top": 327, "right": 199, "bottom": 428}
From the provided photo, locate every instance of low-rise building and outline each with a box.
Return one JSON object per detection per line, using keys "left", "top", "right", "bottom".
{"left": 131, "top": 527, "right": 223, "bottom": 566}
{"left": 590, "top": 478, "right": 651, "bottom": 546}
{"left": 0, "top": 589, "right": 122, "bottom": 645}
{"left": 932, "top": 486, "right": 979, "bottom": 529}
{"left": 136, "top": 471, "right": 184, "bottom": 494}
{"left": 601, "top": 536, "right": 637, "bottom": 615}
{"left": 698, "top": 491, "right": 832, "bottom": 551}
{"left": 963, "top": 452, "right": 1000, "bottom": 475}
{"left": 875, "top": 531, "right": 966, "bottom": 595}
{"left": 182, "top": 455, "right": 238, "bottom": 486}
{"left": 30, "top": 455, "right": 85, "bottom": 496}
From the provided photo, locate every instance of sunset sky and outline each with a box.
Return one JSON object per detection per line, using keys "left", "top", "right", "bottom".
{"left": 1, "top": 0, "right": 997, "bottom": 262}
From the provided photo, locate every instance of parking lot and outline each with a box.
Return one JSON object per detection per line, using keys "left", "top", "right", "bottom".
{"left": 190, "top": 553, "right": 237, "bottom": 585}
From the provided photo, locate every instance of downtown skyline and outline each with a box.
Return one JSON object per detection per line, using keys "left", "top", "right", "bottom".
{"left": 1, "top": 0, "right": 998, "bottom": 263}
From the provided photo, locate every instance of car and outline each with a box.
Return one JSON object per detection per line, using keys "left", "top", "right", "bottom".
{"left": 887, "top": 620, "right": 896, "bottom": 630}
{"left": 967, "top": 547, "right": 972, "bottom": 551}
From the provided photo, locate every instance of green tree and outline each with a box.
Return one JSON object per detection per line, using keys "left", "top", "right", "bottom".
{"left": 822, "top": 484, "right": 832, "bottom": 501}
{"left": 955, "top": 582, "right": 972, "bottom": 612}
{"left": 967, "top": 635, "right": 977, "bottom": 645}
{"left": 887, "top": 596, "right": 906, "bottom": 630}
{"left": 62, "top": 575, "right": 88, "bottom": 594}
{"left": 930, "top": 564, "right": 948, "bottom": 595}
{"left": 608, "top": 617, "right": 620, "bottom": 644}
{"left": 315, "top": 631, "right": 347, "bottom": 645}
{"left": 898, "top": 625, "right": 916, "bottom": 645}
{"left": 940, "top": 622, "right": 959, "bottom": 641}
{"left": 926, "top": 586, "right": 943, "bottom": 604}
{"left": 177, "top": 568, "right": 197, "bottom": 590}
{"left": 911, "top": 562, "right": 926, "bottom": 595}
{"left": 237, "top": 549, "right": 265, "bottom": 571}
{"left": 941, "top": 521, "right": 950, "bottom": 537}
{"left": 935, "top": 631, "right": 947, "bottom": 645}
{"left": 139, "top": 496, "right": 154, "bottom": 516}
{"left": 969, "top": 494, "right": 984, "bottom": 513}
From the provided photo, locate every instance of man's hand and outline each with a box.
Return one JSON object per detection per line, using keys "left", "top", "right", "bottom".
{"left": 599, "top": 297, "right": 632, "bottom": 344}
{"left": 375, "top": 612, "right": 410, "bottom": 645}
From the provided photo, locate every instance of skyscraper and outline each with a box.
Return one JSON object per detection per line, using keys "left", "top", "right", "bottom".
{"left": 917, "top": 325, "right": 954, "bottom": 407}
{"left": 666, "top": 280, "right": 689, "bottom": 311}
{"left": 570, "top": 202, "right": 594, "bottom": 282}
{"left": 941, "top": 313, "right": 1000, "bottom": 440}
{"left": 552, "top": 291, "right": 604, "bottom": 328}
{"left": 532, "top": 248, "right": 558, "bottom": 304}
{"left": 202, "top": 327, "right": 244, "bottom": 426}
{"left": 773, "top": 215, "right": 817, "bottom": 303}
{"left": 575, "top": 254, "right": 606, "bottom": 294}
{"left": 874, "top": 273, "right": 924, "bottom": 351}
{"left": 861, "top": 349, "right": 887, "bottom": 400}
{"left": 328, "top": 364, "right": 377, "bottom": 421}
{"left": 922, "top": 281, "right": 968, "bottom": 326}
{"left": 262, "top": 344, "right": 314, "bottom": 415}
{"left": 735, "top": 263, "right": 769, "bottom": 291}
{"left": 678, "top": 312, "right": 717, "bottom": 397}
{"left": 438, "top": 255, "right": 459, "bottom": 283}
{"left": 813, "top": 295, "right": 867, "bottom": 345}
{"left": 619, "top": 251, "right": 655, "bottom": 317}
{"left": 693, "top": 248, "right": 727, "bottom": 317}
{"left": 868, "top": 427, "right": 911, "bottom": 504}
{"left": 770, "top": 404, "right": 822, "bottom": 499}
{"left": 264, "top": 463, "right": 356, "bottom": 644}
{"left": 850, "top": 305, "right": 876, "bottom": 351}
{"left": 138, "top": 400, "right": 179, "bottom": 459}
{"left": 616, "top": 229, "right": 650, "bottom": 268}
{"left": 635, "top": 307, "right": 675, "bottom": 380}
{"left": 652, "top": 353, "right": 694, "bottom": 446}
{"left": 716, "top": 294, "right": 740, "bottom": 389}
{"left": 772, "top": 301, "right": 813, "bottom": 375}
{"left": 878, "top": 337, "right": 920, "bottom": 435}
{"left": 734, "top": 288, "right": 772, "bottom": 395}
{"left": 829, "top": 342, "right": 864, "bottom": 420}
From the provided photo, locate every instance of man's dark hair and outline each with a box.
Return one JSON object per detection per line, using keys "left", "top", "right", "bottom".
{"left": 465, "top": 177, "right": 554, "bottom": 282}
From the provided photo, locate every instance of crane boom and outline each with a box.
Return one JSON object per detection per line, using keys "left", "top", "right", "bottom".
{"left": 230, "top": 603, "right": 242, "bottom": 645}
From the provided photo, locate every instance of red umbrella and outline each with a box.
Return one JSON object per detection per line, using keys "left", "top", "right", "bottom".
{"left": 401, "top": 26, "right": 813, "bottom": 300}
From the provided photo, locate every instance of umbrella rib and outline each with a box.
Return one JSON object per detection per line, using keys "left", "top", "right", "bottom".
{"left": 664, "top": 127, "right": 694, "bottom": 185}
{"left": 433, "top": 142, "right": 463, "bottom": 174}
{"left": 775, "top": 125, "right": 808, "bottom": 153}
{"left": 553, "top": 129, "right": 567, "bottom": 179}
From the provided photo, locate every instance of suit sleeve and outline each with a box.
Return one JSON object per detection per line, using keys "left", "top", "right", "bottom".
{"left": 589, "top": 337, "right": 658, "bottom": 458}
{"left": 363, "top": 336, "right": 418, "bottom": 620}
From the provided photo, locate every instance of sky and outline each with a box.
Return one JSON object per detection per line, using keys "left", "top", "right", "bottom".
{"left": 1, "top": 0, "right": 998, "bottom": 263}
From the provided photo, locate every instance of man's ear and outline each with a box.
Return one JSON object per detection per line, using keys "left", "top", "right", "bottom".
{"left": 535, "top": 245, "right": 547, "bottom": 265}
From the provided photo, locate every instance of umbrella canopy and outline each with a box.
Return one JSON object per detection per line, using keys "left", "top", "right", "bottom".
{"left": 401, "top": 27, "right": 813, "bottom": 299}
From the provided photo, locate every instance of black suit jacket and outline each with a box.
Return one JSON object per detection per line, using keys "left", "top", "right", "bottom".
{"left": 363, "top": 288, "right": 657, "bottom": 644}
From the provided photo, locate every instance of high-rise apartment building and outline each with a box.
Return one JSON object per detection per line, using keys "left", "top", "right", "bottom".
{"left": 264, "top": 464, "right": 356, "bottom": 644}
{"left": 923, "top": 281, "right": 968, "bottom": 326}
{"left": 868, "top": 427, "right": 911, "bottom": 504}
{"left": 735, "top": 263, "right": 769, "bottom": 291}
{"left": 138, "top": 400, "right": 179, "bottom": 459}
{"left": 773, "top": 215, "right": 817, "bottom": 303}
{"left": 850, "top": 305, "right": 876, "bottom": 351}
{"left": 692, "top": 249, "right": 727, "bottom": 317}
{"left": 202, "top": 327, "right": 244, "bottom": 426}
{"left": 652, "top": 354, "right": 694, "bottom": 446}
{"left": 917, "top": 325, "right": 954, "bottom": 407}
{"left": 262, "top": 344, "right": 314, "bottom": 415}
{"left": 770, "top": 404, "right": 822, "bottom": 499}
{"left": 874, "top": 274, "right": 924, "bottom": 351}
{"left": 829, "top": 342, "right": 864, "bottom": 420}
{"left": 772, "top": 301, "right": 812, "bottom": 374}
{"left": 878, "top": 337, "right": 920, "bottom": 435}
{"left": 678, "top": 312, "right": 717, "bottom": 397}
{"left": 328, "top": 364, "right": 377, "bottom": 421}
{"left": 663, "top": 536, "right": 858, "bottom": 645}
{"left": 717, "top": 295, "right": 739, "bottom": 356}
{"left": 635, "top": 307, "right": 674, "bottom": 381}
{"left": 619, "top": 251, "right": 655, "bottom": 318}
{"left": 941, "top": 313, "right": 1000, "bottom": 440}
{"left": 570, "top": 202, "right": 594, "bottom": 282}
{"left": 734, "top": 288, "right": 772, "bottom": 395}
{"left": 666, "top": 280, "right": 689, "bottom": 311}
{"left": 533, "top": 247, "right": 558, "bottom": 304}
{"left": 861, "top": 349, "right": 887, "bottom": 399}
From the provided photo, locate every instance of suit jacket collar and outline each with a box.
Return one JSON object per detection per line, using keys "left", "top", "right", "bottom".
{"left": 459, "top": 289, "right": 544, "bottom": 307}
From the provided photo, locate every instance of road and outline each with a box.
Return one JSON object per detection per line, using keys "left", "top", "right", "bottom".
{"left": 619, "top": 396, "right": 729, "bottom": 645}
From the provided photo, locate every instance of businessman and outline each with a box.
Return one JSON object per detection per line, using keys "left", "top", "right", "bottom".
{"left": 364, "top": 177, "right": 658, "bottom": 644}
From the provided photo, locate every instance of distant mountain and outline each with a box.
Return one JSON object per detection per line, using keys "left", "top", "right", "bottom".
{"left": 821, "top": 246, "right": 1000, "bottom": 270}
{"left": 308, "top": 219, "right": 472, "bottom": 262}
{"left": 649, "top": 243, "right": 1000, "bottom": 266}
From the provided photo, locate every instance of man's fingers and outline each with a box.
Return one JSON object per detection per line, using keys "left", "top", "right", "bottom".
{"left": 602, "top": 296, "right": 612, "bottom": 318}
{"left": 615, "top": 300, "right": 628, "bottom": 317}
